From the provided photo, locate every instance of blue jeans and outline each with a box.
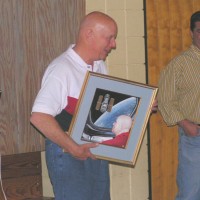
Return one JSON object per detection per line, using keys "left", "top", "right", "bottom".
{"left": 176, "top": 127, "right": 200, "bottom": 200}
{"left": 45, "top": 139, "right": 110, "bottom": 200}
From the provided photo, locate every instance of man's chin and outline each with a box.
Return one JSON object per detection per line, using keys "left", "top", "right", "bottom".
{"left": 101, "top": 54, "right": 109, "bottom": 61}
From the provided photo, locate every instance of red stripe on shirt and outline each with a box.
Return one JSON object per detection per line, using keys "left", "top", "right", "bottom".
{"left": 64, "top": 96, "right": 78, "bottom": 115}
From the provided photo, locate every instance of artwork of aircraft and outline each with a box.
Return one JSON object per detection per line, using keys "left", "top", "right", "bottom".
{"left": 95, "top": 94, "right": 115, "bottom": 113}
{"left": 84, "top": 110, "right": 115, "bottom": 138}
{"left": 82, "top": 95, "right": 140, "bottom": 141}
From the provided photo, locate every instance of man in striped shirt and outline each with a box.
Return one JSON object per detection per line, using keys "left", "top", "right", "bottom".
{"left": 158, "top": 11, "right": 200, "bottom": 200}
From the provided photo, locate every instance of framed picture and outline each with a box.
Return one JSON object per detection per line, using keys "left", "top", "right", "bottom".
{"left": 68, "top": 71, "right": 158, "bottom": 166}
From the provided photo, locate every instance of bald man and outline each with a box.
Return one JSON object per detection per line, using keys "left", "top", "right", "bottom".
{"left": 30, "top": 11, "right": 117, "bottom": 200}
{"left": 102, "top": 115, "right": 132, "bottom": 148}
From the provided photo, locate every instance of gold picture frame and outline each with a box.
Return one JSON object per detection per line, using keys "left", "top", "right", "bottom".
{"left": 68, "top": 71, "right": 158, "bottom": 166}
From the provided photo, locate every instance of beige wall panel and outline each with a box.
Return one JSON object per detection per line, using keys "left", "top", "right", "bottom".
{"left": 128, "top": 64, "right": 146, "bottom": 83}
{"left": 86, "top": 0, "right": 105, "bottom": 10}
{"left": 108, "top": 64, "right": 127, "bottom": 79}
{"left": 127, "top": 37, "right": 145, "bottom": 64}
{"left": 107, "top": 10, "right": 126, "bottom": 37}
{"left": 126, "top": 0, "right": 143, "bottom": 10}
{"left": 107, "top": 0, "right": 125, "bottom": 10}
{"left": 127, "top": 11, "right": 144, "bottom": 36}
{"left": 108, "top": 39, "right": 127, "bottom": 66}
{"left": 131, "top": 134, "right": 149, "bottom": 199}
{"left": 110, "top": 165, "right": 131, "bottom": 199}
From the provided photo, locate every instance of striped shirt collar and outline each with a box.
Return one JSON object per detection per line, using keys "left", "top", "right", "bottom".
{"left": 191, "top": 44, "right": 200, "bottom": 55}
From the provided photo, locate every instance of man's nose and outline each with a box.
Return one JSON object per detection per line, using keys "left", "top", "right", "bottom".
{"left": 110, "top": 39, "right": 116, "bottom": 49}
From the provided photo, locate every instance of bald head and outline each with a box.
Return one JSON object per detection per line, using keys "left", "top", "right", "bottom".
{"left": 74, "top": 11, "right": 118, "bottom": 64}
{"left": 79, "top": 11, "right": 117, "bottom": 32}
{"left": 112, "top": 115, "right": 132, "bottom": 135}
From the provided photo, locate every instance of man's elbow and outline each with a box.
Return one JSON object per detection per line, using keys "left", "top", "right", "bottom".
{"left": 30, "top": 112, "right": 40, "bottom": 127}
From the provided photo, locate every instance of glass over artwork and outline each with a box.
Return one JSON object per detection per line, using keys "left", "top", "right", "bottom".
{"left": 82, "top": 88, "right": 140, "bottom": 149}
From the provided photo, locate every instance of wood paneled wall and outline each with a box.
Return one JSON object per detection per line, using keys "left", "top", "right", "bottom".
{"left": 0, "top": 0, "right": 85, "bottom": 155}
{"left": 146, "top": 1, "right": 200, "bottom": 199}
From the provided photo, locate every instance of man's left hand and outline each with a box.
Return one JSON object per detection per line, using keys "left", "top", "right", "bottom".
{"left": 151, "top": 99, "right": 158, "bottom": 113}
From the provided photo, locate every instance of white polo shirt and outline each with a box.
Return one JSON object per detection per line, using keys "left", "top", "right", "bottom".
{"left": 32, "top": 44, "right": 108, "bottom": 116}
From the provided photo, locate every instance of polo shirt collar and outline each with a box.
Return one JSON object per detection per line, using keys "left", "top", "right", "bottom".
{"left": 67, "top": 44, "right": 100, "bottom": 71}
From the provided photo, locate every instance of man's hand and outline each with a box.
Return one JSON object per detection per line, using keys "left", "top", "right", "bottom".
{"left": 178, "top": 119, "right": 200, "bottom": 137}
{"left": 151, "top": 98, "right": 158, "bottom": 113}
{"left": 65, "top": 142, "right": 99, "bottom": 160}
{"left": 30, "top": 112, "right": 99, "bottom": 161}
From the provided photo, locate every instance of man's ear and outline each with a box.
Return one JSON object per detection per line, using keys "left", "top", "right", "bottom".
{"left": 85, "top": 28, "right": 94, "bottom": 39}
{"left": 190, "top": 30, "right": 194, "bottom": 40}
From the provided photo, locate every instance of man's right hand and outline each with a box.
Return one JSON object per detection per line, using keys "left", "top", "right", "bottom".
{"left": 65, "top": 142, "right": 99, "bottom": 160}
{"left": 30, "top": 112, "right": 99, "bottom": 161}
{"left": 178, "top": 119, "right": 200, "bottom": 137}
